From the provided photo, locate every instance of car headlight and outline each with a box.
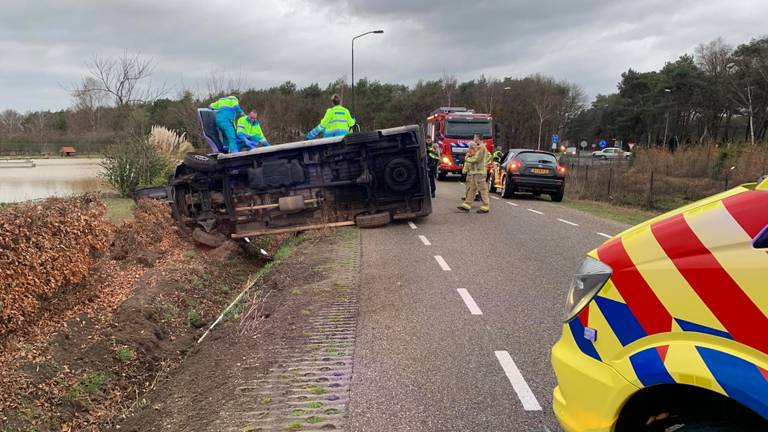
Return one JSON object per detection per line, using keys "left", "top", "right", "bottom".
{"left": 442, "top": 156, "right": 451, "bottom": 164}
{"left": 564, "top": 256, "right": 612, "bottom": 322}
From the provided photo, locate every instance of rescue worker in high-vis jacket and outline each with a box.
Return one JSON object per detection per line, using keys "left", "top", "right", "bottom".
{"left": 425, "top": 136, "right": 440, "bottom": 198}
{"left": 236, "top": 110, "right": 269, "bottom": 150}
{"left": 458, "top": 134, "right": 491, "bottom": 213}
{"left": 209, "top": 95, "right": 245, "bottom": 153}
{"left": 306, "top": 94, "right": 355, "bottom": 139}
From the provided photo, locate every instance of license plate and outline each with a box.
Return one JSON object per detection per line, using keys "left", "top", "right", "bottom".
{"left": 532, "top": 168, "right": 550, "bottom": 175}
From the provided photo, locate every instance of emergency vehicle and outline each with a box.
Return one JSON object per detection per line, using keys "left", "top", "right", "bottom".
{"left": 552, "top": 177, "right": 768, "bottom": 431}
{"left": 425, "top": 107, "right": 494, "bottom": 180}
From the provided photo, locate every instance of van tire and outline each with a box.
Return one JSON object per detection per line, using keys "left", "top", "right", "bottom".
{"left": 344, "top": 131, "right": 380, "bottom": 145}
{"left": 183, "top": 153, "right": 218, "bottom": 172}
{"left": 355, "top": 212, "right": 391, "bottom": 228}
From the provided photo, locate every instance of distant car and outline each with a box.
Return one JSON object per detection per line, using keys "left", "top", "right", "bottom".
{"left": 591, "top": 147, "right": 631, "bottom": 160}
{"left": 488, "top": 149, "right": 566, "bottom": 201}
{"left": 564, "top": 147, "right": 578, "bottom": 157}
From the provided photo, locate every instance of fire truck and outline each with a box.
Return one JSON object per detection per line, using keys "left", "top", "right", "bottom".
{"left": 426, "top": 107, "right": 494, "bottom": 180}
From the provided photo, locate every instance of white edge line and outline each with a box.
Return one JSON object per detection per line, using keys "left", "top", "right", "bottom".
{"left": 456, "top": 289, "right": 482, "bottom": 315}
{"left": 491, "top": 196, "right": 500, "bottom": 200}
{"left": 596, "top": 232, "right": 613, "bottom": 239}
{"left": 434, "top": 255, "right": 451, "bottom": 271}
{"left": 506, "top": 201, "right": 519, "bottom": 207}
{"left": 419, "top": 235, "right": 431, "bottom": 246}
{"left": 557, "top": 218, "right": 579, "bottom": 227}
{"left": 408, "top": 221, "right": 417, "bottom": 230}
{"left": 494, "top": 351, "right": 542, "bottom": 411}
{"left": 527, "top": 208, "right": 544, "bottom": 215}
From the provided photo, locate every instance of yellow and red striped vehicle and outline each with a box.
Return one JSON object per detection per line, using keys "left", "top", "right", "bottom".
{"left": 552, "top": 177, "right": 768, "bottom": 431}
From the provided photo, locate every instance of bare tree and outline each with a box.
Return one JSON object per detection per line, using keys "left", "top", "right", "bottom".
{"left": 529, "top": 75, "right": 558, "bottom": 150}
{"left": 85, "top": 51, "right": 166, "bottom": 106}
{"left": 441, "top": 72, "right": 457, "bottom": 106}
{"left": 206, "top": 68, "right": 248, "bottom": 98}
{"left": 30, "top": 112, "right": 49, "bottom": 153}
{"left": 0, "top": 109, "right": 23, "bottom": 133}
{"left": 70, "top": 76, "right": 108, "bottom": 133}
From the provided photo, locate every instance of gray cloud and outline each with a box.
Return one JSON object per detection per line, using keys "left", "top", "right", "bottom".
{"left": 0, "top": 0, "right": 766, "bottom": 111}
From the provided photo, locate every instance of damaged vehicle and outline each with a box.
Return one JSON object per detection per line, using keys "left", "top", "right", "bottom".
{"left": 162, "top": 109, "right": 432, "bottom": 247}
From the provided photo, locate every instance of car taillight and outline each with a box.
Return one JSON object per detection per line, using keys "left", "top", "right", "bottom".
{"left": 557, "top": 164, "right": 566, "bottom": 174}
{"left": 508, "top": 161, "right": 521, "bottom": 173}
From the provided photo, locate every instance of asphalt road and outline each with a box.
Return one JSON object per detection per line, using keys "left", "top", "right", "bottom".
{"left": 347, "top": 179, "right": 629, "bottom": 431}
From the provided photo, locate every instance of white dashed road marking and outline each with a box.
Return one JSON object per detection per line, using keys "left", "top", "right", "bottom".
{"left": 506, "top": 202, "right": 519, "bottom": 207}
{"left": 434, "top": 255, "right": 451, "bottom": 271}
{"left": 557, "top": 218, "right": 579, "bottom": 227}
{"left": 419, "top": 235, "right": 431, "bottom": 246}
{"left": 494, "top": 351, "right": 542, "bottom": 411}
{"left": 596, "top": 232, "right": 613, "bottom": 239}
{"left": 527, "top": 209, "right": 544, "bottom": 215}
{"left": 491, "top": 196, "right": 500, "bottom": 200}
{"left": 408, "top": 221, "right": 417, "bottom": 230}
{"left": 457, "top": 289, "right": 483, "bottom": 315}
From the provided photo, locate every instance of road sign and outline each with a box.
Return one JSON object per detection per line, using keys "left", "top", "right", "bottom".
{"left": 628, "top": 142, "right": 636, "bottom": 150}
{"left": 599, "top": 139, "right": 607, "bottom": 149}
{"left": 551, "top": 134, "right": 559, "bottom": 144}
{"left": 580, "top": 140, "right": 588, "bottom": 149}
{"left": 551, "top": 142, "right": 557, "bottom": 150}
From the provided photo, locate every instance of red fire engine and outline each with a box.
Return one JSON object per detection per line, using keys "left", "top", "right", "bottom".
{"left": 426, "top": 107, "right": 494, "bottom": 180}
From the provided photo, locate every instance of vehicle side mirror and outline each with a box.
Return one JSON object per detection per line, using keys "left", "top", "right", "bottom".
{"left": 754, "top": 225, "right": 768, "bottom": 249}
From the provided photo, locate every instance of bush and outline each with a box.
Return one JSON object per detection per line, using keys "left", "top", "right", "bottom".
{"left": 0, "top": 195, "right": 112, "bottom": 337}
{"left": 101, "top": 136, "right": 170, "bottom": 197}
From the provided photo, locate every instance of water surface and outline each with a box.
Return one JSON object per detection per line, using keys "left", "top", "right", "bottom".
{"left": 0, "top": 159, "right": 110, "bottom": 203}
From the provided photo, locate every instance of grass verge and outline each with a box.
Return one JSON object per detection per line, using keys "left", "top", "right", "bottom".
{"left": 561, "top": 199, "right": 661, "bottom": 226}
{"left": 104, "top": 197, "right": 135, "bottom": 224}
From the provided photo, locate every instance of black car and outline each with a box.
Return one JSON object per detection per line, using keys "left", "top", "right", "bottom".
{"left": 488, "top": 149, "right": 566, "bottom": 201}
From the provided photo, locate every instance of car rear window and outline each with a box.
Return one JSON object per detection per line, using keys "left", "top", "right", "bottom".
{"left": 517, "top": 152, "right": 557, "bottom": 164}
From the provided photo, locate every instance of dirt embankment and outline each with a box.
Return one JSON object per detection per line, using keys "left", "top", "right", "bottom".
{"left": 0, "top": 197, "right": 272, "bottom": 432}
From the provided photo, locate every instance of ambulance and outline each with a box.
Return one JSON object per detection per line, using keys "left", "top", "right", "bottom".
{"left": 552, "top": 177, "right": 768, "bottom": 431}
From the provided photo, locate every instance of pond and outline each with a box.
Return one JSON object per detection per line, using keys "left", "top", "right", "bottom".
{"left": 0, "top": 158, "right": 111, "bottom": 203}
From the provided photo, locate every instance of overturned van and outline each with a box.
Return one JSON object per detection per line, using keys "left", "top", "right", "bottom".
{"left": 167, "top": 110, "right": 432, "bottom": 246}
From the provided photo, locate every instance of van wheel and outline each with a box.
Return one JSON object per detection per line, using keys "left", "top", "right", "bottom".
{"left": 183, "top": 153, "right": 218, "bottom": 172}
{"left": 355, "top": 212, "right": 391, "bottom": 228}
{"left": 344, "top": 131, "right": 380, "bottom": 145}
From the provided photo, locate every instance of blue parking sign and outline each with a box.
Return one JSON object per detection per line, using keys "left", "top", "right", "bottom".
{"left": 552, "top": 134, "right": 559, "bottom": 144}
{"left": 599, "top": 139, "right": 607, "bottom": 148}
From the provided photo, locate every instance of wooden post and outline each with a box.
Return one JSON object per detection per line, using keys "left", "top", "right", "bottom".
{"left": 647, "top": 171, "right": 654, "bottom": 208}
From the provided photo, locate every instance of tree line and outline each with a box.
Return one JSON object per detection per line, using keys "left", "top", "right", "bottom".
{"left": 1, "top": 35, "right": 766, "bottom": 156}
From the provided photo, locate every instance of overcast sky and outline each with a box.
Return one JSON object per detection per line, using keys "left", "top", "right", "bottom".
{"left": 1, "top": 0, "right": 766, "bottom": 112}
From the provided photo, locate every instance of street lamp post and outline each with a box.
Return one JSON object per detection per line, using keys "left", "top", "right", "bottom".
{"left": 662, "top": 88, "right": 672, "bottom": 147}
{"left": 351, "top": 30, "right": 384, "bottom": 116}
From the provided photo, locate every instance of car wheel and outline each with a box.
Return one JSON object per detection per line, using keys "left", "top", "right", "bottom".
{"left": 355, "top": 212, "right": 391, "bottom": 228}
{"left": 500, "top": 175, "right": 514, "bottom": 198}
{"left": 488, "top": 174, "right": 497, "bottom": 193}
{"left": 437, "top": 170, "right": 447, "bottom": 181}
{"left": 460, "top": 174, "right": 467, "bottom": 182}
{"left": 183, "top": 152, "right": 218, "bottom": 172}
{"left": 551, "top": 187, "right": 564, "bottom": 202}
{"left": 601, "top": 155, "right": 608, "bottom": 161}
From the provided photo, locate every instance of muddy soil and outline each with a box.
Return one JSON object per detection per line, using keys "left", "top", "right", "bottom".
{"left": 115, "top": 228, "right": 360, "bottom": 432}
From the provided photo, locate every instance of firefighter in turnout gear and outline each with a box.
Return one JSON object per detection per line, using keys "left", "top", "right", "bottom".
{"left": 458, "top": 135, "right": 491, "bottom": 213}
{"left": 426, "top": 136, "right": 440, "bottom": 198}
{"left": 306, "top": 94, "right": 356, "bottom": 139}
